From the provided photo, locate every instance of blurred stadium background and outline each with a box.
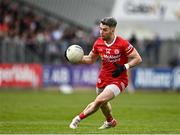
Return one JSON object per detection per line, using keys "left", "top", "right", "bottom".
{"left": 0, "top": 0, "right": 180, "bottom": 134}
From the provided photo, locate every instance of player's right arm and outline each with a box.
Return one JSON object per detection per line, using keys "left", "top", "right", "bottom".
{"left": 81, "top": 51, "right": 99, "bottom": 64}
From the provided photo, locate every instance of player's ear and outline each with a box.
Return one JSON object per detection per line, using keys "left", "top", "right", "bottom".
{"left": 111, "top": 27, "right": 115, "bottom": 33}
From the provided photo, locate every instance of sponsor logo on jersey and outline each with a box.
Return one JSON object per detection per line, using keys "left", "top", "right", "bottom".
{"left": 106, "top": 48, "right": 111, "bottom": 54}
{"left": 103, "top": 54, "right": 121, "bottom": 62}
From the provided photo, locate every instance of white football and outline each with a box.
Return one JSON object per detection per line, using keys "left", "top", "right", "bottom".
{"left": 66, "top": 45, "right": 84, "bottom": 64}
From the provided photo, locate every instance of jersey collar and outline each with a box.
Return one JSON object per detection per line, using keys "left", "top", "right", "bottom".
{"left": 104, "top": 35, "right": 117, "bottom": 47}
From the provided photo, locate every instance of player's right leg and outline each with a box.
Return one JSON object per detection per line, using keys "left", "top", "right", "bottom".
{"left": 69, "top": 102, "right": 94, "bottom": 129}
{"left": 69, "top": 85, "right": 115, "bottom": 129}
{"left": 69, "top": 115, "right": 81, "bottom": 129}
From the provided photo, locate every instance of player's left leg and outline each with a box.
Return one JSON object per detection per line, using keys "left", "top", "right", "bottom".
{"left": 96, "top": 87, "right": 114, "bottom": 123}
{"left": 69, "top": 85, "right": 116, "bottom": 129}
{"left": 98, "top": 84, "right": 120, "bottom": 129}
{"left": 100, "top": 102, "right": 113, "bottom": 122}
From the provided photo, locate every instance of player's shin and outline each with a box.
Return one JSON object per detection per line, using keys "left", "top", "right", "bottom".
{"left": 78, "top": 101, "right": 99, "bottom": 120}
{"left": 78, "top": 102, "right": 94, "bottom": 120}
{"left": 101, "top": 102, "right": 113, "bottom": 122}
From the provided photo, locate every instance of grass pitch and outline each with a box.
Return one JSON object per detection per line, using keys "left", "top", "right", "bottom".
{"left": 0, "top": 88, "right": 180, "bottom": 134}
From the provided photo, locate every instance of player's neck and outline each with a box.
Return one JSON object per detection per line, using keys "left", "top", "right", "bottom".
{"left": 105, "top": 34, "right": 115, "bottom": 44}
{"left": 104, "top": 35, "right": 117, "bottom": 47}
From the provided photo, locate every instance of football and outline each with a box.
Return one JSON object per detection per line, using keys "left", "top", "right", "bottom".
{"left": 66, "top": 45, "right": 84, "bottom": 64}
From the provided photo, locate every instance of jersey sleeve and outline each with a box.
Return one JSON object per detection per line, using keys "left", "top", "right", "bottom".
{"left": 123, "top": 40, "right": 134, "bottom": 56}
{"left": 91, "top": 40, "right": 99, "bottom": 55}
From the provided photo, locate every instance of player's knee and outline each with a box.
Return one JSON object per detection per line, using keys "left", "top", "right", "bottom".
{"left": 100, "top": 102, "right": 108, "bottom": 109}
{"left": 94, "top": 98, "right": 105, "bottom": 107}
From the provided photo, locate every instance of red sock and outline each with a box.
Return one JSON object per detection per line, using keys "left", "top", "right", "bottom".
{"left": 106, "top": 115, "right": 113, "bottom": 122}
{"left": 79, "top": 112, "right": 87, "bottom": 120}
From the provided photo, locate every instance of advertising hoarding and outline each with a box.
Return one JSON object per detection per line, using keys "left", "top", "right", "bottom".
{"left": 0, "top": 64, "right": 42, "bottom": 87}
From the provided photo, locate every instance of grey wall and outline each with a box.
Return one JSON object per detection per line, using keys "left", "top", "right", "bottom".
{"left": 21, "top": 0, "right": 115, "bottom": 28}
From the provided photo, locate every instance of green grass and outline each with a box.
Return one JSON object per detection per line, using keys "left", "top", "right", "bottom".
{"left": 0, "top": 88, "right": 180, "bottom": 134}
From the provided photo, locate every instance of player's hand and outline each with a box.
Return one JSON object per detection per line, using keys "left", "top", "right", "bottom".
{"left": 64, "top": 50, "right": 69, "bottom": 61}
{"left": 112, "top": 63, "right": 126, "bottom": 78}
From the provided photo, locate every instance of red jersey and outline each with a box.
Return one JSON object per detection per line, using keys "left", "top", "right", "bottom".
{"left": 92, "top": 36, "right": 134, "bottom": 90}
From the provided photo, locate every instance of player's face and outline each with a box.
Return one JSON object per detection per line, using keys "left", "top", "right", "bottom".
{"left": 99, "top": 23, "right": 114, "bottom": 41}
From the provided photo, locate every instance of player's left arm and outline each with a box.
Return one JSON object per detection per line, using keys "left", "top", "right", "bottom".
{"left": 112, "top": 41, "right": 142, "bottom": 78}
{"left": 126, "top": 48, "right": 142, "bottom": 69}
{"left": 112, "top": 48, "right": 142, "bottom": 78}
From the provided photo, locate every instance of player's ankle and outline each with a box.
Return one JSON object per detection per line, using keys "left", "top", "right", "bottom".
{"left": 106, "top": 116, "right": 113, "bottom": 122}
{"left": 79, "top": 112, "right": 87, "bottom": 120}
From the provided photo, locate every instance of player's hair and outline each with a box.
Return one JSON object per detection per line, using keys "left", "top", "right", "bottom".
{"left": 101, "top": 17, "right": 117, "bottom": 27}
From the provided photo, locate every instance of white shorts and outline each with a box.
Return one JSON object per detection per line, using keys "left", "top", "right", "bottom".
{"left": 96, "top": 84, "right": 121, "bottom": 97}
